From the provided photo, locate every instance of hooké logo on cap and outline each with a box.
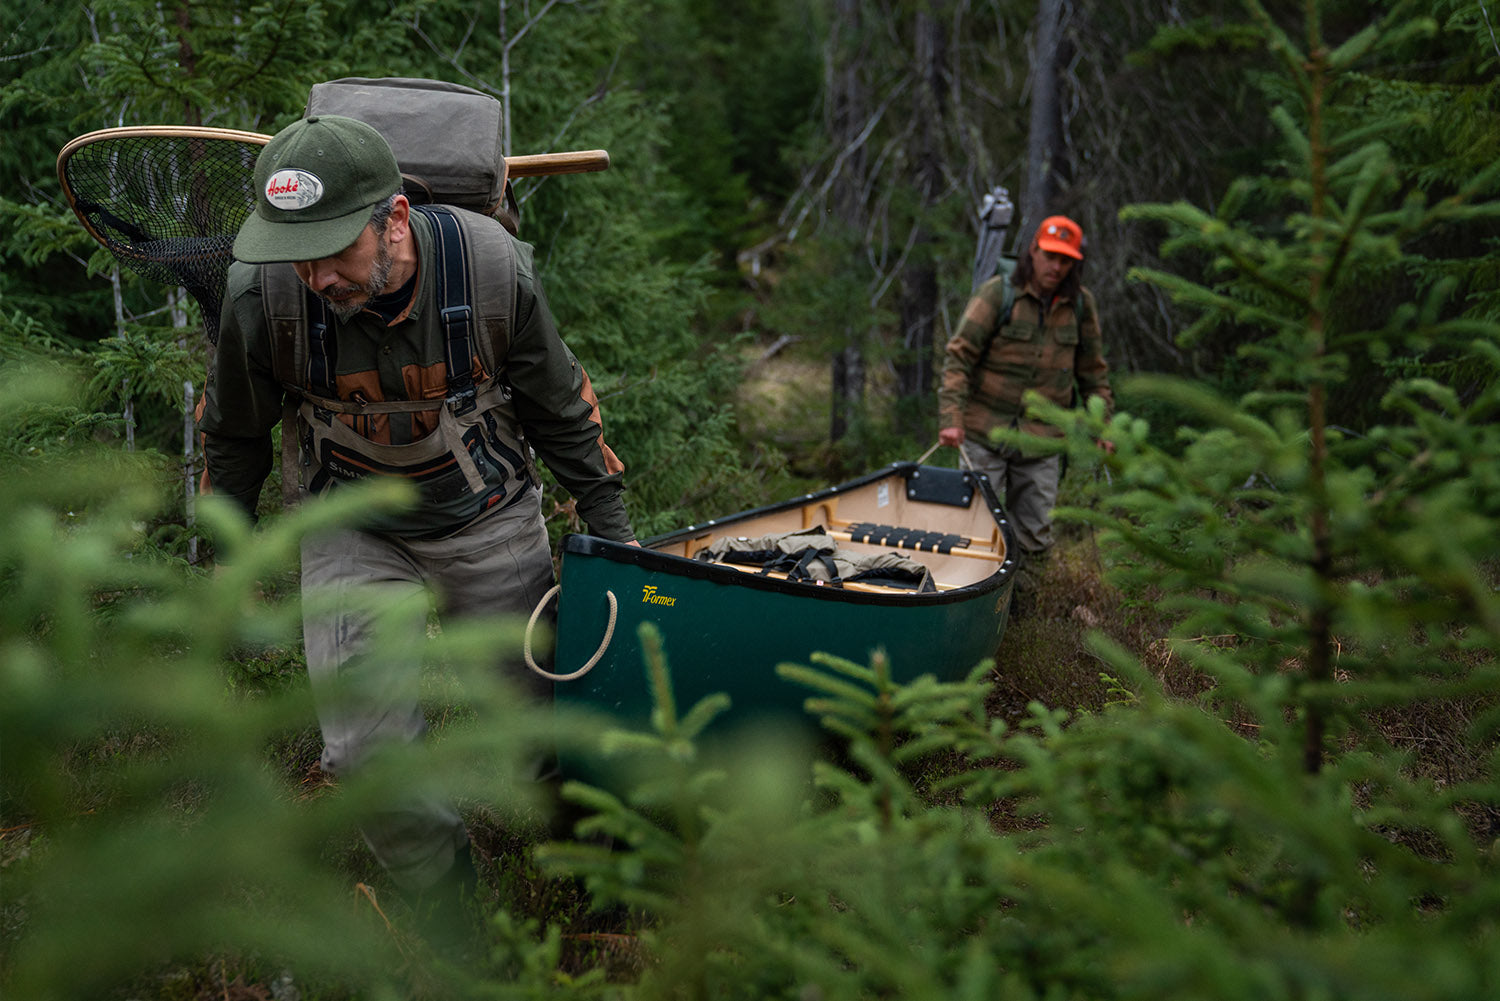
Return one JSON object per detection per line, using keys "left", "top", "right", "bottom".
{"left": 264, "top": 169, "right": 324, "bottom": 210}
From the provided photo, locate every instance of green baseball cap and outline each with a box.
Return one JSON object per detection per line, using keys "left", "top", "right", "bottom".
{"left": 234, "top": 115, "right": 402, "bottom": 264}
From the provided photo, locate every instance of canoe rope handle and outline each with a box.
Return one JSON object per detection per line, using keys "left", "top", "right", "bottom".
{"left": 918, "top": 439, "right": 977, "bottom": 473}
{"left": 523, "top": 585, "right": 618, "bottom": 682}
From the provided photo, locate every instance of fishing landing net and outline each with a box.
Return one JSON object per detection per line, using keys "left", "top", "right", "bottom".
{"left": 57, "top": 126, "right": 270, "bottom": 343}
{"left": 58, "top": 125, "right": 611, "bottom": 343}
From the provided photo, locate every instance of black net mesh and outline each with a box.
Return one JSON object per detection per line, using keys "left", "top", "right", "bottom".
{"left": 61, "top": 130, "right": 265, "bottom": 342}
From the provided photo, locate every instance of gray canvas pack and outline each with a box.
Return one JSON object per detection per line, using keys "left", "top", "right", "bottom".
{"left": 304, "top": 77, "right": 518, "bottom": 230}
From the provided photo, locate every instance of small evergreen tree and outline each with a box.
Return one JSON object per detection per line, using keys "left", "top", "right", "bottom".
{"left": 1031, "top": 0, "right": 1500, "bottom": 944}
{"left": 1087, "top": 0, "right": 1500, "bottom": 775}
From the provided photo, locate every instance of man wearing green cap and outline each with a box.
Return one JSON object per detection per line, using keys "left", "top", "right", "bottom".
{"left": 200, "top": 115, "right": 636, "bottom": 906}
{"left": 938, "top": 215, "right": 1113, "bottom": 616}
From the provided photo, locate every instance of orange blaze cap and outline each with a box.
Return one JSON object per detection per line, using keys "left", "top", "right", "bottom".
{"left": 1034, "top": 215, "right": 1084, "bottom": 260}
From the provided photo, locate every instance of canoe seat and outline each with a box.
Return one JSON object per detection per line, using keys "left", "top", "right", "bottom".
{"left": 841, "top": 522, "right": 970, "bottom": 554}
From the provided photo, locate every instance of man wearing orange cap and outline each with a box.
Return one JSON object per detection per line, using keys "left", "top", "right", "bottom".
{"left": 938, "top": 215, "right": 1113, "bottom": 616}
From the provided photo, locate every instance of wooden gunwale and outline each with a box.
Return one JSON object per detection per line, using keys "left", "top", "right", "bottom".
{"left": 635, "top": 462, "right": 1013, "bottom": 600}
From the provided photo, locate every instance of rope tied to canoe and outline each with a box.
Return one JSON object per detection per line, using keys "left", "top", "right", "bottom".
{"left": 523, "top": 585, "right": 617, "bottom": 681}
{"left": 920, "top": 438, "right": 978, "bottom": 473}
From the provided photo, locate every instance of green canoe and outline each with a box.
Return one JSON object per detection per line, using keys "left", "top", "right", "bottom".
{"left": 545, "top": 462, "right": 1016, "bottom": 730}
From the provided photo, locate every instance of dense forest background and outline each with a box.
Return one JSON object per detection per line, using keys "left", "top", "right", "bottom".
{"left": 6, "top": 0, "right": 1491, "bottom": 540}
{"left": 4, "top": 2, "right": 1500, "bottom": 999}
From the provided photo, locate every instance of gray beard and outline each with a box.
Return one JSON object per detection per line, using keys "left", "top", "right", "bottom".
{"left": 322, "top": 239, "right": 395, "bottom": 321}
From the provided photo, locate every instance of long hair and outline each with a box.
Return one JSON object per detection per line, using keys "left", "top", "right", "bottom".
{"left": 1011, "top": 228, "right": 1085, "bottom": 301}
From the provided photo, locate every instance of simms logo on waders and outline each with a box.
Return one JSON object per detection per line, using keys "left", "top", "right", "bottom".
{"left": 641, "top": 585, "right": 676, "bottom": 606}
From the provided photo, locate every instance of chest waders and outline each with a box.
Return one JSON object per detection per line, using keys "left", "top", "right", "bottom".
{"left": 264, "top": 205, "right": 537, "bottom": 537}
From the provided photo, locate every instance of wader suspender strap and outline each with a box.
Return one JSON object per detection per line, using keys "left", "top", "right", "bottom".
{"left": 775, "top": 548, "right": 842, "bottom": 585}
{"left": 416, "top": 204, "right": 481, "bottom": 414}
{"left": 298, "top": 206, "right": 475, "bottom": 404}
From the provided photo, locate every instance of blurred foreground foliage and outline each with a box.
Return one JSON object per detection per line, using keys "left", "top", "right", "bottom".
{"left": 2, "top": 335, "right": 1499, "bottom": 1000}
{"left": 0, "top": 344, "right": 564, "bottom": 998}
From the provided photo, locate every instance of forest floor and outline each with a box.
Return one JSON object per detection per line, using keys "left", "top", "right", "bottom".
{"left": 987, "top": 509, "right": 1182, "bottom": 717}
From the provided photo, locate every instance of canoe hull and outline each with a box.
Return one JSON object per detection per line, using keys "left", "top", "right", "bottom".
{"left": 551, "top": 462, "right": 1016, "bottom": 729}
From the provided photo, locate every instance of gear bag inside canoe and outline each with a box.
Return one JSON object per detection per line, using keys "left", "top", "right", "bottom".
{"left": 693, "top": 527, "right": 937, "bottom": 593}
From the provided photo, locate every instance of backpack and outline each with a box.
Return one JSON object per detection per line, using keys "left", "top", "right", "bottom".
{"left": 693, "top": 528, "right": 937, "bottom": 593}
{"left": 304, "top": 77, "right": 520, "bottom": 233}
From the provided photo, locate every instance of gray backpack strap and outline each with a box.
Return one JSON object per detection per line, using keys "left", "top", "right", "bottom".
{"left": 442, "top": 206, "right": 516, "bottom": 378}
{"left": 259, "top": 263, "right": 309, "bottom": 510}
{"left": 260, "top": 262, "right": 310, "bottom": 393}
{"left": 973, "top": 271, "right": 1017, "bottom": 375}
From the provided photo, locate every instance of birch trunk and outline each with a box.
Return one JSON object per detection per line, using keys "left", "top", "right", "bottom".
{"left": 170, "top": 288, "right": 197, "bottom": 561}
{"left": 111, "top": 266, "right": 135, "bottom": 453}
{"left": 828, "top": 0, "right": 868, "bottom": 443}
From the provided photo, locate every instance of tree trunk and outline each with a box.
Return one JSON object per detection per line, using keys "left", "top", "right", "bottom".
{"left": 894, "top": 4, "right": 946, "bottom": 435}
{"left": 183, "top": 380, "right": 198, "bottom": 564}
{"left": 896, "top": 265, "right": 938, "bottom": 437}
{"left": 109, "top": 267, "right": 135, "bottom": 452}
{"left": 170, "top": 288, "right": 197, "bottom": 554}
{"left": 827, "top": 0, "right": 868, "bottom": 443}
{"left": 500, "top": 0, "right": 513, "bottom": 156}
{"left": 176, "top": 3, "right": 200, "bottom": 127}
{"left": 1023, "top": 0, "right": 1070, "bottom": 237}
{"left": 176, "top": 3, "right": 201, "bottom": 549}
{"left": 831, "top": 344, "right": 865, "bottom": 442}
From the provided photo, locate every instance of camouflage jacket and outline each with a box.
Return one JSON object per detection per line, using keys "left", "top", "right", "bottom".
{"left": 938, "top": 277, "right": 1113, "bottom": 442}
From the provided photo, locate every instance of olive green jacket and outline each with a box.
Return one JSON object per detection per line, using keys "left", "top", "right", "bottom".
{"left": 200, "top": 211, "right": 633, "bottom": 541}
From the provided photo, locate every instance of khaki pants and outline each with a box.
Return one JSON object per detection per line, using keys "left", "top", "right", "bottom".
{"left": 301, "top": 490, "right": 554, "bottom": 890}
{"left": 961, "top": 439, "right": 1060, "bottom": 591}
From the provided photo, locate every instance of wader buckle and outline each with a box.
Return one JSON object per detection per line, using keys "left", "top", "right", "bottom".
{"left": 446, "top": 385, "right": 478, "bottom": 416}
